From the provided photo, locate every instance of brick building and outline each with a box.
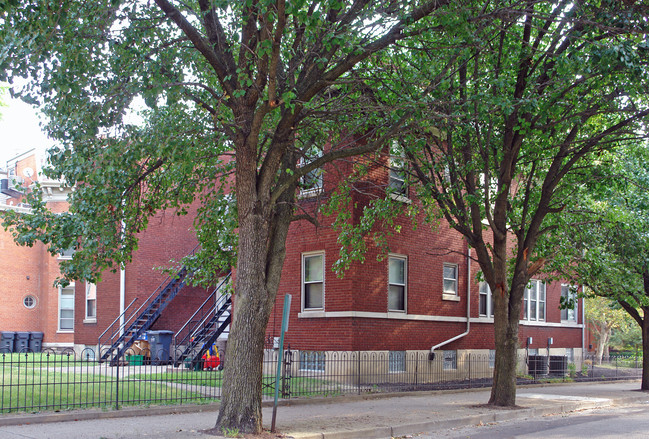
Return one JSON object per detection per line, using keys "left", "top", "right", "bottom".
{"left": 265, "top": 150, "right": 585, "bottom": 376}
{"left": 2, "top": 147, "right": 584, "bottom": 374}
{"left": 1, "top": 149, "right": 75, "bottom": 350}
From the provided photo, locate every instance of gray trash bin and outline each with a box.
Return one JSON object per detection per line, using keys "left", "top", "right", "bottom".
{"left": 29, "top": 332, "right": 44, "bottom": 353}
{"left": 148, "top": 330, "right": 174, "bottom": 364}
{"left": 14, "top": 332, "right": 30, "bottom": 353}
{"left": 0, "top": 331, "right": 15, "bottom": 353}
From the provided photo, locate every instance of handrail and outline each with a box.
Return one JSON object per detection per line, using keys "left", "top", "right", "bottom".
{"left": 174, "top": 273, "right": 231, "bottom": 342}
{"left": 99, "top": 267, "right": 189, "bottom": 362}
{"left": 189, "top": 294, "right": 230, "bottom": 340}
{"left": 97, "top": 245, "right": 202, "bottom": 362}
{"left": 97, "top": 298, "right": 138, "bottom": 347}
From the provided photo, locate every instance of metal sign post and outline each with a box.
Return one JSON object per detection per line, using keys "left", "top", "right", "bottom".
{"left": 271, "top": 294, "right": 291, "bottom": 433}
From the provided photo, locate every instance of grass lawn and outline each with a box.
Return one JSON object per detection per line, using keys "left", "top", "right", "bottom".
{"left": 0, "top": 358, "right": 212, "bottom": 413}
{"left": 130, "top": 369, "right": 344, "bottom": 397}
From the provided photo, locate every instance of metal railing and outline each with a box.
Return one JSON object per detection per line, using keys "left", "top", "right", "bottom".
{"left": 0, "top": 347, "right": 642, "bottom": 414}
{"left": 173, "top": 273, "right": 232, "bottom": 366}
{"left": 97, "top": 267, "right": 189, "bottom": 363}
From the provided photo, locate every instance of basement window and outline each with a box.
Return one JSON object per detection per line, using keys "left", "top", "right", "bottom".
{"left": 443, "top": 350, "right": 457, "bottom": 370}
{"left": 299, "top": 351, "right": 325, "bottom": 372}
{"left": 389, "top": 351, "right": 406, "bottom": 373}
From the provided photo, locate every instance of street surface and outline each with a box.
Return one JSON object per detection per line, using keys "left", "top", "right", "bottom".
{"left": 427, "top": 402, "right": 649, "bottom": 439}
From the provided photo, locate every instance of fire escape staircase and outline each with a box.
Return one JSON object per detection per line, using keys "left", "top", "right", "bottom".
{"left": 98, "top": 266, "right": 190, "bottom": 364}
{"left": 173, "top": 273, "right": 232, "bottom": 369}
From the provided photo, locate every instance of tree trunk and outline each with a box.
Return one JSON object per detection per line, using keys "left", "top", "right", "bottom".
{"left": 596, "top": 327, "right": 611, "bottom": 365}
{"left": 211, "top": 208, "right": 277, "bottom": 434}
{"left": 208, "top": 139, "right": 296, "bottom": 434}
{"left": 489, "top": 308, "right": 520, "bottom": 406}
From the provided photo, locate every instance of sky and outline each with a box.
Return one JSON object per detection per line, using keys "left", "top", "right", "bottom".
{"left": 0, "top": 91, "right": 53, "bottom": 167}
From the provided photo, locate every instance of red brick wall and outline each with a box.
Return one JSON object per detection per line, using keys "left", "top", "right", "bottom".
{"left": 266, "top": 151, "right": 584, "bottom": 353}
{"left": 74, "top": 203, "right": 213, "bottom": 345}
{"left": 0, "top": 153, "right": 74, "bottom": 347}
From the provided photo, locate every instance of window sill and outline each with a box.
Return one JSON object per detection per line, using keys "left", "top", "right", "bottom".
{"left": 298, "top": 188, "right": 324, "bottom": 199}
{"left": 83, "top": 319, "right": 97, "bottom": 324}
{"left": 299, "top": 309, "right": 325, "bottom": 318}
{"left": 57, "top": 330, "right": 74, "bottom": 334}
{"left": 389, "top": 193, "right": 412, "bottom": 204}
{"left": 442, "top": 294, "right": 460, "bottom": 302}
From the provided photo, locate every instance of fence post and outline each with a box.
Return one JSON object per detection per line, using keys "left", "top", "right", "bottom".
{"left": 468, "top": 354, "right": 471, "bottom": 389}
{"left": 414, "top": 352, "right": 418, "bottom": 386}
{"left": 281, "top": 346, "right": 292, "bottom": 398}
{"left": 357, "top": 351, "right": 361, "bottom": 395}
{"left": 115, "top": 354, "right": 120, "bottom": 410}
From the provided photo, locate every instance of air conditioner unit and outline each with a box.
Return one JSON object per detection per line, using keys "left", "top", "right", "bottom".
{"left": 1, "top": 178, "right": 24, "bottom": 197}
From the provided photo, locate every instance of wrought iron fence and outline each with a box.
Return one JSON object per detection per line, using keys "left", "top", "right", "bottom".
{"left": 0, "top": 347, "right": 642, "bottom": 414}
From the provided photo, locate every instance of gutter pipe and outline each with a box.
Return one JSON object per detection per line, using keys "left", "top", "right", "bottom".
{"left": 429, "top": 245, "right": 471, "bottom": 359}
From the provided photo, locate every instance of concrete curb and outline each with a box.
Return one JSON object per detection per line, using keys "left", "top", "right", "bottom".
{"left": 293, "top": 392, "right": 649, "bottom": 439}
{"left": 0, "top": 402, "right": 221, "bottom": 427}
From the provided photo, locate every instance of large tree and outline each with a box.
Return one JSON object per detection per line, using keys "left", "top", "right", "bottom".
{"left": 0, "top": 0, "right": 458, "bottom": 433}
{"left": 336, "top": 1, "right": 649, "bottom": 406}
{"left": 559, "top": 143, "right": 649, "bottom": 388}
{"left": 585, "top": 296, "right": 632, "bottom": 365}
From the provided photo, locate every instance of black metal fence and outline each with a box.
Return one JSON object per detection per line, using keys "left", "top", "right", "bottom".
{"left": 0, "top": 347, "right": 642, "bottom": 414}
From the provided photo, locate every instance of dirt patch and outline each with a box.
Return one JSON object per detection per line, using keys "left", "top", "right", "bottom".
{"left": 202, "top": 428, "right": 290, "bottom": 439}
{"left": 242, "top": 431, "right": 289, "bottom": 439}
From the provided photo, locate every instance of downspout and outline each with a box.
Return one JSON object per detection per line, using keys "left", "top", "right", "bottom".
{"left": 119, "top": 219, "right": 126, "bottom": 337}
{"left": 429, "top": 246, "right": 471, "bottom": 359}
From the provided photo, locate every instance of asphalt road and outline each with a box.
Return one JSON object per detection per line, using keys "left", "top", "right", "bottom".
{"left": 426, "top": 402, "right": 649, "bottom": 439}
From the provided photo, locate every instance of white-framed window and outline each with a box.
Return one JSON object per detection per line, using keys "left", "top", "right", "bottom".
{"left": 443, "top": 350, "right": 457, "bottom": 370}
{"left": 58, "top": 284, "right": 75, "bottom": 331}
{"left": 299, "top": 145, "right": 324, "bottom": 197}
{"left": 479, "top": 281, "right": 493, "bottom": 317}
{"left": 561, "top": 284, "right": 578, "bottom": 322}
{"left": 523, "top": 279, "right": 546, "bottom": 321}
{"left": 388, "top": 255, "right": 407, "bottom": 312}
{"left": 299, "top": 351, "right": 325, "bottom": 372}
{"left": 566, "top": 348, "right": 575, "bottom": 364}
{"left": 23, "top": 295, "right": 37, "bottom": 309}
{"left": 388, "top": 141, "right": 408, "bottom": 199}
{"left": 389, "top": 350, "right": 406, "bottom": 373}
{"left": 302, "top": 252, "right": 324, "bottom": 310}
{"left": 443, "top": 263, "right": 458, "bottom": 296}
{"left": 58, "top": 247, "right": 75, "bottom": 259}
{"left": 85, "top": 283, "right": 97, "bottom": 321}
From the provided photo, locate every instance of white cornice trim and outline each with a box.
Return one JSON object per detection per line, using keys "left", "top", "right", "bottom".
{"left": 297, "top": 311, "right": 584, "bottom": 328}
{"left": 298, "top": 311, "right": 468, "bottom": 323}
{"left": 0, "top": 204, "right": 32, "bottom": 213}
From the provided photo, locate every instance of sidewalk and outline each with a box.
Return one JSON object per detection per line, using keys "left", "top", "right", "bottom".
{"left": 0, "top": 381, "right": 647, "bottom": 439}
